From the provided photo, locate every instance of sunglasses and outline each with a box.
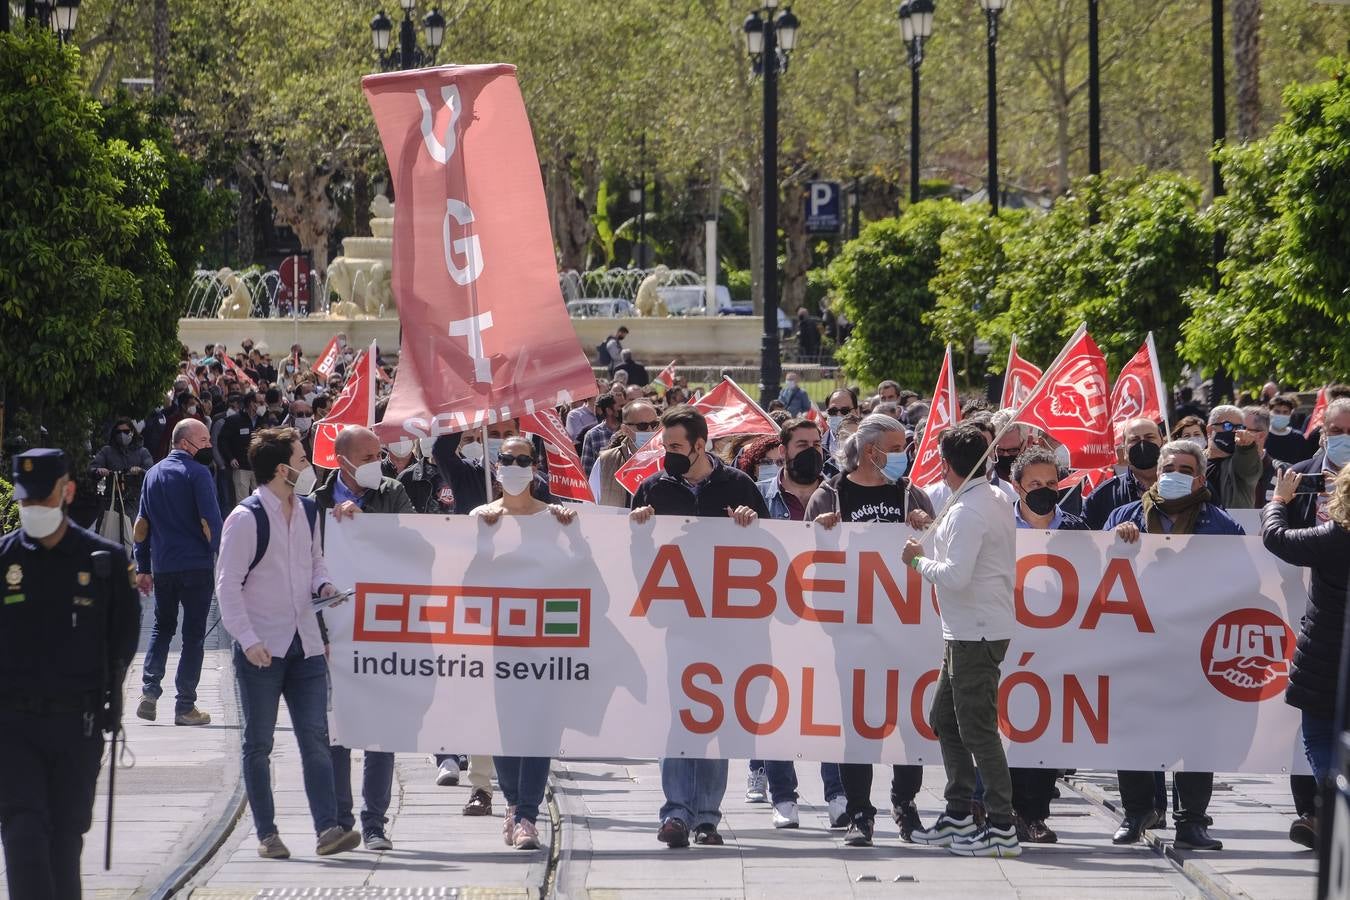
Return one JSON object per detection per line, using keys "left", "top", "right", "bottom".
{"left": 625, "top": 421, "right": 660, "bottom": 432}
{"left": 497, "top": 453, "right": 535, "bottom": 468}
{"left": 827, "top": 407, "right": 854, "bottom": 417}
{"left": 1212, "top": 422, "right": 1247, "bottom": 432}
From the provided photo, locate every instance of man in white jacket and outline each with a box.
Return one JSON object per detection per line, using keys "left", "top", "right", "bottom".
{"left": 902, "top": 424, "right": 1020, "bottom": 858}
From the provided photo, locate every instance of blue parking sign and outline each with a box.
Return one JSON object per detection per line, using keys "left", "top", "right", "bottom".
{"left": 805, "top": 181, "right": 841, "bottom": 234}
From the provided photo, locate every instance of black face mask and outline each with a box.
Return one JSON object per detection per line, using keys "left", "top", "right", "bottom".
{"left": 1213, "top": 431, "right": 1236, "bottom": 454}
{"left": 192, "top": 447, "right": 214, "bottom": 467}
{"left": 787, "top": 446, "right": 824, "bottom": 484}
{"left": 993, "top": 453, "right": 1017, "bottom": 480}
{"left": 1023, "top": 486, "right": 1060, "bottom": 517}
{"left": 1127, "top": 439, "right": 1161, "bottom": 470}
{"left": 663, "top": 449, "right": 696, "bottom": 479}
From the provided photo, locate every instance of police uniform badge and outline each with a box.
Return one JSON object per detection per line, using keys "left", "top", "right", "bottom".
{"left": 5, "top": 564, "right": 20, "bottom": 588}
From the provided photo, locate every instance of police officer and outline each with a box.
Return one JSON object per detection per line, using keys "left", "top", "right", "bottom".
{"left": 0, "top": 449, "right": 141, "bottom": 899}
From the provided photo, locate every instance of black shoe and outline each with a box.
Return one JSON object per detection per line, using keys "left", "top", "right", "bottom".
{"left": 1112, "top": 809, "right": 1161, "bottom": 845}
{"left": 1026, "top": 819, "right": 1057, "bottom": 844}
{"left": 892, "top": 801, "right": 922, "bottom": 843}
{"left": 658, "top": 818, "right": 690, "bottom": 848}
{"left": 1290, "top": 814, "right": 1316, "bottom": 850}
{"left": 1174, "top": 822, "right": 1223, "bottom": 851}
{"left": 692, "top": 824, "right": 724, "bottom": 846}
{"left": 844, "top": 817, "right": 874, "bottom": 847}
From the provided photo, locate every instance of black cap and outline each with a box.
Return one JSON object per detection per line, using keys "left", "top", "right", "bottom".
{"left": 12, "top": 448, "right": 66, "bottom": 500}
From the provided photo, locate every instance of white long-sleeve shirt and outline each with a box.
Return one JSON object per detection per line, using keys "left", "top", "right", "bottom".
{"left": 914, "top": 475, "right": 1017, "bottom": 641}
{"left": 215, "top": 486, "right": 330, "bottom": 658}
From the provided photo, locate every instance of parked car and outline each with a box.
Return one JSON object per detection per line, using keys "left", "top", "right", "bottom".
{"left": 566, "top": 298, "right": 637, "bottom": 318}
{"left": 656, "top": 285, "right": 792, "bottom": 335}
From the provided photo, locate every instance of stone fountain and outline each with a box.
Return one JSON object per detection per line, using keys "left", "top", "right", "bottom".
{"left": 325, "top": 195, "right": 398, "bottom": 318}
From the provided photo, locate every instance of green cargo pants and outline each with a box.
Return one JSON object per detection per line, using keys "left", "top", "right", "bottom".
{"left": 928, "top": 638, "right": 1013, "bottom": 825}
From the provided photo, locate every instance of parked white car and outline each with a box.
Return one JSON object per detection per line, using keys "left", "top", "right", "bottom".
{"left": 566, "top": 298, "right": 637, "bottom": 318}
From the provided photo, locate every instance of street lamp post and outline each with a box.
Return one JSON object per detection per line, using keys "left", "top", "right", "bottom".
{"left": 371, "top": 0, "right": 445, "bottom": 71}
{"left": 978, "top": 0, "right": 1007, "bottom": 214}
{"left": 5, "top": 1, "right": 81, "bottom": 42}
{"left": 744, "top": 1, "right": 800, "bottom": 407}
{"left": 898, "top": 0, "right": 935, "bottom": 207}
{"left": 629, "top": 134, "right": 648, "bottom": 268}
{"left": 1087, "top": 0, "right": 1101, "bottom": 178}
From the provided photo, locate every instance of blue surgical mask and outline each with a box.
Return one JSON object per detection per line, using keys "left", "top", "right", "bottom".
{"left": 881, "top": 451, "right": 910, "bottom": 481}
{"left": 1327, "top": 434, "right": 1350, "bottom": 468}
{"left": 1157, "top": 471, "right": 1196, "bottom": 501}
{"left": 757, "top": 462, "right": 782, "bottom": 483}
{"left": 827, "top": 414, "right": 843, "bottom": 434}
{"left": 634, "top": 429, "right": 657, "bottom": 449}
{"left": 1270, "top": 413, "right": 1291, "bottom": 432}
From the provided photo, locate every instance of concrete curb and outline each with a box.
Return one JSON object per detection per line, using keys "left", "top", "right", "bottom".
{"left": 1068, "top": 774, "right": 1250, "bottom": 900}
{"left": 547, "top": 763, "right": 592, "bottom": 900}
{"left": 146, "top": 646, "right": 246, "bottom": 900}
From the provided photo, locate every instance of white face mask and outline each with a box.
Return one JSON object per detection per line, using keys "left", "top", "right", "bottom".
{"left": 486, "top": 438, "right": 505, "bottom": 459}
{"left": 343, "top": 456, "right": 384, "bottom": 490}
{"left": 293, "top": 416, "right": 313, "bottom": 435}
{"left": 419, "top": 436, "right": 438, "bottom": 456}
{"left": 387, "top": 439, "right": 414, "bottom": 458}
{"left": 19, "top": 504, "right": 64, "bottom": 539}
{"left": 827, "top": 414, "right": 843, "bottom": 434}
{"left": 498, "top": 465, "right": 534, "bottom": 496}
{"left": 460, "top": 441, "right": 484, "bottom": 462}
{"left": 286, "top": 464, "right": 317, "bottom": 496}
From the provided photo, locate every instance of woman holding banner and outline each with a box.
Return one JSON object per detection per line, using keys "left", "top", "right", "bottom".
{"left": 470, "top": 435, "right": 576, "bottom": 851}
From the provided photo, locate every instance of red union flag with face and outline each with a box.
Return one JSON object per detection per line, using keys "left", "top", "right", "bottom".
{"left": 910, "top": 345, "right": 960, "bottom": 488}
{"left": 613, "top": 378, "right": 777, "bottom": 495}
{"left": 1110, "top": 333, "right": 1168, "bottom": 433}
{"left": 312, "top": 342, "right": 377, "bottom": 469}
{"left": 1000, "top": 336, "right": 1042, "bottom": 411}
{"left": 1013, "top": 326, "right": 1115, "bottom": 468}
{"left": 362, "top": 65, "right": 598, "bottom": 444}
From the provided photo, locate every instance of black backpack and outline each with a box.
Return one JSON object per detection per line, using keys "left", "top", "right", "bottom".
{"left": 595, "top": 338, "right": 613, "bottom": 366}
{"left": 239, "top": 494, "right": 319, "bottom": 582}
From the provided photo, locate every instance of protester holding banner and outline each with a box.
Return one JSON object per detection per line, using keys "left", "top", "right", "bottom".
{"left": 1106, "top": 439, "right": 1241, "bottom": 851}
{"left": 590, "top": 400, "right": 660, "bottom": 508}
{"left": 309, "top": 426, "right": 413, "bottom": 852}
{"left": 811, "top": 414, "right": 934, "bottom": 846}
{"left": 900, "top": 424, "right": 1020, "bottom": 858}
{"left": 630, "top": 406, "right": 768, "bottom": 848}
{"left": 432, "top": 426, "right": 554, "bottom": 516}
{"left": 465, "top": 435, "right": 577, "bottom": 851}
{"left": 214, "top": 427, "right": 359, "bottom": 860}
{"left": 399, "top": 437, "right": 456, "bottom": 514}
{"left": 1084, "top": 418, "right": 1164, "bottom": 529}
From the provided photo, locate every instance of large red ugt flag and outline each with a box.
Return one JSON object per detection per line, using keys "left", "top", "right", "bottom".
{"left": 1013, "top": 326, "right": 1115, "bottom": 469}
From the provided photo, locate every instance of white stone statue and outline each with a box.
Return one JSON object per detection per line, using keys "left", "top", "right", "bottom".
{"left": 216, "top": 268, "right": 253, "bottom": 319}
{"left": 323, "top": 193, "right": 398, "bottom": 319}
{"left": 635, "top": 265, "right": 671, "bottom": 318}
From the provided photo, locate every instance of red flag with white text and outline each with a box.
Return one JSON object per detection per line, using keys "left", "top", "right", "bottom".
{"left": 1110, "top": 333, "right": 1168, "bottom": 433}
{"left": 613, "top": 379, "right": 777, "bottom": 495}
{"left": 362, "top": 65, "right": 598, "bottom": 444}
{"left": 521, "top": 408, "right": 595, "bottom": 503}
{"left": 1305, "top": 387, "right": 1328, "bottom": 438}
{"left": 910, "top": 345, "right": 960, "bottom": 488}
{"left": 1000, "top": 336, "right": 1042, "bottom": 411}
{"left": 312, "top": 342, "right": 376, "bottom": 469}
{"left": 1012, "top": 326, "right": 1115, "bottom": 468}
{"left": 313, "top": 335, "right": 342, "bottom": 379}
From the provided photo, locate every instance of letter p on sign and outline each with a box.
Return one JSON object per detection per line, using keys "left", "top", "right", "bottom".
{"left": 805, "top": 181, "right": 841, "bottom": 234}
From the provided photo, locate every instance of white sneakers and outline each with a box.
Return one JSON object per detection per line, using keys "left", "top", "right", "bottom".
{"left": 745, "top": 767, "right": 768, "bottom": 803}
{"left": 436, "top": 757, "right": 462, "bottom": 787}
{"left": 827, "top": 795, "right": 849, "bottom": 829}
{"left": 772, "top": 801, "right": 799, "bottom": 829}
{"left": 947, "top": 822, "right": 1023, "bottom": 858}
{"left": 910, "top": 812, "right": 979, "bottom": 847}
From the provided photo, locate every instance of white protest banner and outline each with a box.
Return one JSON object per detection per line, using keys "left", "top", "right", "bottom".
{"left": 323, "top": 515, "right": 1309, "bottom": 774}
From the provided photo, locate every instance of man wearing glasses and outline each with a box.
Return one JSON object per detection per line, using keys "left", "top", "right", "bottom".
{"left": 1205, "top": 405, "right": 1263, "bottom": 509}
{"left": 821, "top": 387, "right": 859, "bottom": 457}
{"left": 590, "top": 400, "right": 661, "bottom": 508}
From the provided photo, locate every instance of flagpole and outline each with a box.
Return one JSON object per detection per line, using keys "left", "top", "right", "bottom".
{"left": 1002, "top": 336, "right": 1018, "bottom": 408}
{"left": 922, "top": 325, "right": 1089, "bottom": 538}
{"left": 1146, "top": 331, "right": 1170, "bottom": 437}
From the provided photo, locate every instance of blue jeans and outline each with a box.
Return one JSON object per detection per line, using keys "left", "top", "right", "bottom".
{"left": 659, "top": 758, "right": 728, "bottom": 829}
{"left": 494, "top": 756, "right": 551, "bottom": 823}
{"left": 142, "top": 569, "right": 213, "bottom": 714}
{"left": 1303, "top": 710, "right": 1336, "bottom": 783}
{"left": 331, "top": 747, "right": 394, "bottom": 832}
{"left": 235, "top": 635, "right": 339, "bottom": 839}
{"left": 748, "top": 760, "right": 843, "bottom": 804}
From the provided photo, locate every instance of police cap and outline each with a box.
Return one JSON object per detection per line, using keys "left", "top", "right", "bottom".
{"left": 12, "top": 449, "right": 68, "bottom": 500}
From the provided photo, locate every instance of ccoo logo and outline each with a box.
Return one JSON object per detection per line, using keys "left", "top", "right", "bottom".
{"left": 1200, "top": 608, "right": 1295, "bottom": 702}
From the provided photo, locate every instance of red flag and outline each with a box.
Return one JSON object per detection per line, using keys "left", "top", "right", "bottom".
{"left": 613, "top": 378, "right": 777, "bottom": 495}
{"left": 1000, "top": 336, "right": 1042, "bottom": 410}
{"left": 313, "top": 335, "right": 342, "bottom": 379}
{"left": 521, "top": 408, "right": 595, "bottom": 503}
{"left": 655, "top": 361, "right": 677, "bottom": 389}
{"left": 910, "top": 345, "right": 961, "bottom": 489}
{"left": 803, "top": 405, "right": 826, "bottom": 431}
{"left": 1057, "top": 466, "right": 1116, "bottom": 496}
{"left": 312, "top": 342, "right": 377, "bottom": 469}
{"left": 223, "top": 354, "right": 255, "bottom": 389}
{"left": 1110, "top": 333, "right": 1168, "bottom": 434}
{"left": 1012, "top": 326, "right": 1115, "bottom": 468}
{"left": 363, "top": 65, "right": 597, "bottom": 443}
{"left": 1305, "top": 387, "right": 1328, "bottom": 438}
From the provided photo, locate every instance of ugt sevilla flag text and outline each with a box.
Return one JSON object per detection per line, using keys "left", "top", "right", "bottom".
{"left": 613, "top": 379, "right": 777, "bottom": 495}
{"left": 363, "top": 65, "right": 597, "bottom": 443}
{"left": 312, "top": 343, "right": 377, "bottom": 469}
{"left": 1013, "top": 326, "right": 1115, "bottom": 469}
{"left": 910, "top": 345, "right": 960, "bottom": 488}
{"left": 1000, "top": 336, "right": 1042, "bottom": 411}
{"left": 1110, "top": 333, "right": 1168, "bottom": 433}
{"left": 520, "top": 408, "right": 595, "bottom": 503}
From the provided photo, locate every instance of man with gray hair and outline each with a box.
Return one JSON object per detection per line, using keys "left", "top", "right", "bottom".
{"left": 1241, "top": 405, "right": 1277, "bottom": 505}
{"left": 1205, "top": 404, "right": 1262, "bottom": 508}
{"left": 1105, "top": 438, "right": 1243, "bottom": 851}
{"left": 1285, "top": 397, "right": 1350, "bottom": 530}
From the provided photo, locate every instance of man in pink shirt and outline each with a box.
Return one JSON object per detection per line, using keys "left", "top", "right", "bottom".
{"left": 215, "top": 426, "right": 358, "bottom": 860}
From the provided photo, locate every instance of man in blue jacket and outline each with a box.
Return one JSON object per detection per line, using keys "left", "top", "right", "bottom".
{"left": 133, "top": 418, "right": 223, "bottom": 726}
{"left": 1105, "top": 438, "right": 1242, "bottom": 852}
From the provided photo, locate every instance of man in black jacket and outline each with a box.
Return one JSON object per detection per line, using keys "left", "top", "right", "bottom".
{"left": 220, "top": 390, "right": 265, "bottom": 502}
{"left": 1084, "top": 418, "right": 1164, "bottom": 529}
{"left": 629, "top": 406, "right": 768, "bottom": 849}
{"left": 1285, "top": 398, "right": 1350, "bottom": 530}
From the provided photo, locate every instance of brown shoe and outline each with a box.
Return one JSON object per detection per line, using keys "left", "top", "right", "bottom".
{"left": 463, "top": 788, "right": 493, "bottom": 816}
{"left": 1025, "top": 819, "right": 1058, "bottom": 843}
{"left": 174, "top": 707, "right": 211, "bottom": 726}
{"left": 316, "top": 826, "right": 360, "bottom": 856}
{"left": 257, "top": 833, "right": 290, "bottom": 859}
{"left": 136, "top": 694, "right": 156, "bottom": 722}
